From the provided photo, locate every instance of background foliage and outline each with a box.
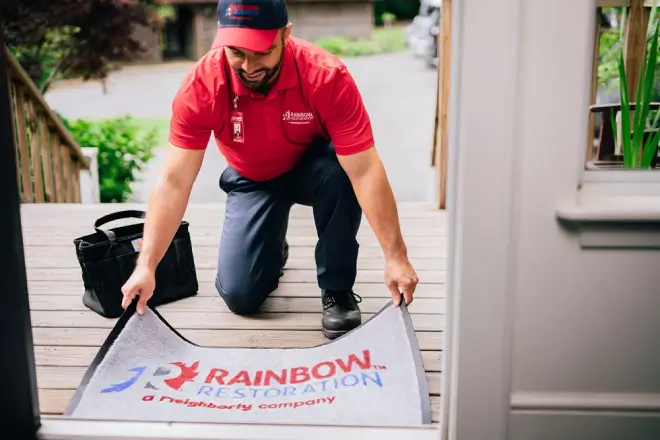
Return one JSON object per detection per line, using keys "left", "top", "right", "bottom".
{"left": 314, "top": 26, "right": 405, "bottom": 57}
{"left": 598, "top": 7, "right": 660, "bottom": 100}
{"left": 1, "top": 0, "right": 162, "bottom": 94}
{"left": 61, "top": 116, "right": 158, "bottom": 203}
{"left": 374, "top": 0, "right": 421, "bottom": 26}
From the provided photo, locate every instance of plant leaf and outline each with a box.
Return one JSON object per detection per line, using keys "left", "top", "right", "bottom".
{"left": 636, "top": 20, "right": 659, "bottom": 166}
{"left": 649, "top": 0, "right": 660, "bottom": 128}
{"left": 632, "top": 40, "right": 648, "bottom": 162}
{"left": 649, "top": 0, "right": 659, "bottom": 35}
{"left": 641, "top": 128, "right": 660, "bottom": 168}
{"left": 618, "top": 52, "right": 633, "bottom": 167}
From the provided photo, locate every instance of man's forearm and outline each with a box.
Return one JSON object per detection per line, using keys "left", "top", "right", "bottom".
{"left": 349, "top": 163, "right": 407, "bottom": 261}
{"left": 136, "top": 179, "right": 191, "bottom": 271}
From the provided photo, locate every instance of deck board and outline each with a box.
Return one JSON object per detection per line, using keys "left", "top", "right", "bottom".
{"left": 30, "top": 310, "right": 445, "bottom": 331}
{"left": 28, "top": 296, "right": 446, "bottom": 315}
{"left": 25, "top": 267, "right": 446, "bottom": 283}
{"left": 27, "top": 281, "right": 446, "bottom": 298}
{"left": 21, "top": 202, "right": 447, "bottom": 423}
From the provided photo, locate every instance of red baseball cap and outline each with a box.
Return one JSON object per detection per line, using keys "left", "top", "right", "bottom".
{"left": 213, "top": 0, "right": 288, "bottom": 53}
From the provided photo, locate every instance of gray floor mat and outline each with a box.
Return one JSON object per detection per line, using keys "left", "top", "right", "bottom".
{"left": 64, "top": 299, "right": 432, "bottom": 427}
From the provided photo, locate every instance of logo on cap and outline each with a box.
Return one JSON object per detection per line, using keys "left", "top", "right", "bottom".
{"left": 225, "top": 3, "right": 260, "bottom": 19}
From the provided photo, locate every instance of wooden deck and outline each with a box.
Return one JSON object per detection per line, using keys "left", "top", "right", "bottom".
{"left": 20, "top": 202, "right": 446, "bottom": 424}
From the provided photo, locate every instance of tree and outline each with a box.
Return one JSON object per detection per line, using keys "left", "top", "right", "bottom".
{"left": 0, "top": 0, "right": 163, "bottom": 94}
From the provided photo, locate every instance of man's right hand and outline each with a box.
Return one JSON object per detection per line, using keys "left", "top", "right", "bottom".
{"left": 119, "top": 145, "right": 205, "bottom": 316}
{"left": 121, "top": 264, "right": 156, "bottom": 315}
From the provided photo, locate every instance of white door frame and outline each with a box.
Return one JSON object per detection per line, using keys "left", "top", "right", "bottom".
{"left": 440, "top": 0, "right": 527, "bottom": 438}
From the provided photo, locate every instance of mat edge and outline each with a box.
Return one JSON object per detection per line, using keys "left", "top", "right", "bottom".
{"left": 148, "top": 297, "right": 399, "bottom": 350}
{"left": 64, "top": 300, "right": 138, "bottom": 415}
{"left": 400, "top": 300, "right": 434, "bottom": 425}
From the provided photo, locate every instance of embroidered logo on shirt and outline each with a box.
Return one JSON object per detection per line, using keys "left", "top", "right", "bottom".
{"left": 282, "top": 110, "right": 314, "bottom": 125}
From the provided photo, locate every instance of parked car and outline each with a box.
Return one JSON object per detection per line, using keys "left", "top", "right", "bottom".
{"left": 404, "top": 0, "right": 441, "bottom": 67}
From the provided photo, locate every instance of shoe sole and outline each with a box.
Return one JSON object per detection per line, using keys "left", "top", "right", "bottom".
{"left": 322, "top": 327, "right": 348, "bottom": 340}
{"left": 322, "top": 323, "right": 361, "bottom": 340}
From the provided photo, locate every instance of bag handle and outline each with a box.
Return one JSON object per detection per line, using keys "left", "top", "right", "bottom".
{"left": 94, "top": 210, "right": 146, "bottom": 229}
{"left": 94, "top": 210, "right": 147, "bottom": 243}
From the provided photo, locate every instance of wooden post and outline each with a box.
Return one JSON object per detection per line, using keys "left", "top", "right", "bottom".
{"left": 26, "top": 102, "right": 44, "bottom": 203}
{"left": 623, "top": 0, "right": 651, "bottom": 101}
{"left": 38, "top": 116, "right": 55, "bottom": 202}
{"left": 587, "top": 8, "right": 603, "bottom": 163}
{"left": 434, "top": 0, "right": 452, "bottom": 210}
{"left": 51, "top": 135, "right": 64, "bottom": 202}
{"left": 15, "top": 88, "right": 33, "bottom": 202}
{"left": 60, "top": 147, "right": 73, "bottom": 203}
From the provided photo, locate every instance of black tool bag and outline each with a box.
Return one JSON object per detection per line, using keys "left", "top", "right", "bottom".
{"left": 73, "top": 210, "right": 199, "bottom": 318}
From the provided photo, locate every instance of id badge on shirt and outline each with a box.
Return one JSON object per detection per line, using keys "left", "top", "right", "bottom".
{"left": 230, "top": 111, "right": 244, "bottom": 144}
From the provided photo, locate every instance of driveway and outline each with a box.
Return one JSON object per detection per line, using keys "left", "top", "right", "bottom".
{"left": 46, "top": 51, "right": 438, "bottom": 203}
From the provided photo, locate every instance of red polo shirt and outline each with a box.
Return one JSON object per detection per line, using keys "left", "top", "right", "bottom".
{"left": 168, "top": 36, "right": 375, "bottom": 182}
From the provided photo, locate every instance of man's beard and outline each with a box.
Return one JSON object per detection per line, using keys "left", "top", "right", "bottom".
{"left": 236, "top": 59, "right": 282, "bottom": 94}
{"left": 235, "top": 35, "right": 286, "bottom": 94}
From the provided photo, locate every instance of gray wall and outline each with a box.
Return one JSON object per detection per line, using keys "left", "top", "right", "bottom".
{"left": 131, "top": 23, "right": 164, "bottom": 63}
{"left": 287, "top": 1, "right": 374, "bottom": 41}
{"left": 443, "top": 0, "right": 660, "bottom": 438}
{"left": 193, "top": 5, "right": 219, "bottom": 60}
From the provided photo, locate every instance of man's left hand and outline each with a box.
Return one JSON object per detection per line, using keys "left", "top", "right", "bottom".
{"left": 385, "top": 256, "right": 419, "bottom": 306}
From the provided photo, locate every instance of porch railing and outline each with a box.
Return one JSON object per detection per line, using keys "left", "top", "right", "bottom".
{"left": 5, "top": 46, "right": 90, "bottom": 203}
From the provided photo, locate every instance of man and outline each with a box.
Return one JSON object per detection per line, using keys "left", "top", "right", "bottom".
{"left": 121, "top": 0, "right": 419, "bottom": 339}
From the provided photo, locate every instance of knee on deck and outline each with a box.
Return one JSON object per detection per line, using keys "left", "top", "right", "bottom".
{"left": 214, "top": 274, "right": 273, "bottom": 315}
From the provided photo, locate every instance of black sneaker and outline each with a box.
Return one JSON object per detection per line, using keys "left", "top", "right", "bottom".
{"left": 280, "top": 239, "right": 289, "bottom": 277}
{"left": 321, "top": 289, "right": 362, "bottom": 339}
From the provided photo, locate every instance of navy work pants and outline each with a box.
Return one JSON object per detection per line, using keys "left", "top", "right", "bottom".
{"left": 214, "top": 140, "right": 362, "bottom": 314}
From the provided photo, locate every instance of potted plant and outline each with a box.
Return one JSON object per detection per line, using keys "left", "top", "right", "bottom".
{"left": 589, "top": 0, "right": 660, "bottom": 170}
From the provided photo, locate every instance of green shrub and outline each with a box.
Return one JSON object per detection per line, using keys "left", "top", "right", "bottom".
{"left": 385, "top": 0, "right": 420, "bottom": 19}
{"left": 314, "top": 27, "right": 405, "bottom": 57}
{"left": 315, "top": 36, "right": 381, "bottom": 57}
{"left": 381, "top": 12, "right": 397, "bottom": 25}
{"left": 374, "top": 0, "right": 419, "bottom": 25}
{"left": 61, "top": 116, "right": 157, "bottom": 203}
